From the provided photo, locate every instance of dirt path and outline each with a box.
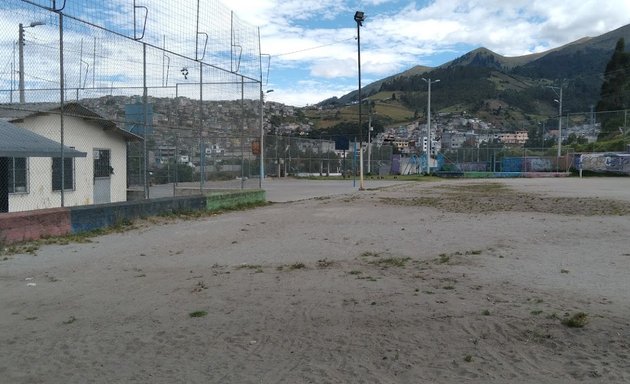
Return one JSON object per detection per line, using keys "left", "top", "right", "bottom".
{"left": 1, "top": 178, "right": 629, "bottom": 383}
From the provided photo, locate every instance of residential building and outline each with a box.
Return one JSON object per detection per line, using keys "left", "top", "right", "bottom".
{"left": 1, "top": 102, "right": 141, "bottom": 212}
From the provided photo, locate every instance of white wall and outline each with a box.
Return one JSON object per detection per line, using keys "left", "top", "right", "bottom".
{"left": 8, "top": 113, "right": 129, "bottom": 212}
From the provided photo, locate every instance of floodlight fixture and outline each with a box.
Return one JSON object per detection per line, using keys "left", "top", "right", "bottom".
{"left": 354, "top": 11, "right": 365, "bottom": 26}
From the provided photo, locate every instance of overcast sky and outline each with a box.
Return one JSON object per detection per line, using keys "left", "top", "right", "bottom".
{"left": 224, "top": 0, "right": 630, "bottom": 106}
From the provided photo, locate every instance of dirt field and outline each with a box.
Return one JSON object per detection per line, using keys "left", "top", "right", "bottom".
{"left": 1, "top": 177, "right": 629, "bottom": 383}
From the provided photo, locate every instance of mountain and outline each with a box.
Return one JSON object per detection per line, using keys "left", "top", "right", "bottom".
{"left": 314, "top": 23, "right": 630, "bottom": 131}
{"left": 318, "top": 64, "right": 433, "bottom": 108}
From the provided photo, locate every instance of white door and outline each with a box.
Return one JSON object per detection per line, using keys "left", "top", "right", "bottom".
{"left": 93, "top": 149, "right": 111, "bottom": 204}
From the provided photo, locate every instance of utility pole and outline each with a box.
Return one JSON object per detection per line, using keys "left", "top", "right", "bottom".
{"left": 367, "top": 111, "right": 372, "bottom": 174}
{"left": 18, "top": 24, "right": 25, "bottom": 103}
{"left": 423, "top": 78, "right": 440, "bottom": 174}
{"left": 18, "top": 21, "right": 45, "bottom": 103}
{"left": 548, "top": 83, "right": 563, "bottom": 158}
{"left": 354, "top": 11, "right": 365, "bottom": 190}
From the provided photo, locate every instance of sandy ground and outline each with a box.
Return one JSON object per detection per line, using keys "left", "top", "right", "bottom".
{"left": 1, "top": 177, "right": 629, "bottom": 383}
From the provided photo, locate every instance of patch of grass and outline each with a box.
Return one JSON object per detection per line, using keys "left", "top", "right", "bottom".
{"left": 357, "top": 275, "right": 378, "bottom": 282}
{"left": 360, "top": 251, "right": 380, "bottom": 258}
{"left": 235, "top": 264, "right": 264, "bottom": 273}
{"left": 288, "top": 262, "right": 305, "bottom": 270}
{"left": 464, "top": 355, "right": 473, "bottom": 362}
{"left": 391, "top": 181, "right": 630, "bottom": 216}
{"left": 348, "top": 270, "right": 362, "bottom": 275}
{"left": 369, "top": 257, "right": 411, "bottom": 268}
{"left": 443, "top": 285, "right": 455, "bottom": 290}
{"left": 561, "top": 312, "right": 588, "bottom": 328}
{"left": 530, "top": 310, "right": 543, "bottom": 316}
{"left": 466, "top": 250, "right": 483, "bottom": 255}
{"left": 189, "top": 310, "right": 208, "bottom": 318}
{"left": 438, "top": 254, "right": 450, "bottom": 264}
{"left": 481, "top": 309, "right": 491, "bottom": 316}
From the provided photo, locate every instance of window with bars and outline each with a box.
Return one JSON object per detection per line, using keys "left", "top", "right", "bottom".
{"left": 93, "top": 149, "right": 112, "bottom": 177}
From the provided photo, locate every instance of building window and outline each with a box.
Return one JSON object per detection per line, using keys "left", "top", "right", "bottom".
{"left": 93, "top": 149, "right": 112, "bottom": 177}
{"left": 8, "top": 157, "right": 28, "bottom": 193}
{"left": 52, "top": 157, "right": 75, "bottom": 191}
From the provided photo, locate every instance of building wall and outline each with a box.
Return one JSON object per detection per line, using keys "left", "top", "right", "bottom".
{"left": 8, "top": 114, "right": 128, "bottom": 212}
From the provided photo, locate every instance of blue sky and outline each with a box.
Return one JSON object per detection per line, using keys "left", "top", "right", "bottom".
{"left": 1, "top": 1, "right": 630, "bottom": 107}
{"left": 226, "top": 0, "right": 630, "bottom": 106}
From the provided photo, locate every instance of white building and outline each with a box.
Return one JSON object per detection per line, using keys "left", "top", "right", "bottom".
{"left": 2, "top": 103, "right": 141, "bottom": 212}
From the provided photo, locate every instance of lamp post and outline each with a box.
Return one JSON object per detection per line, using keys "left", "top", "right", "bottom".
{"left": 18, "top": 21, "right": 45, "bottom": 103}
{"left": 548, "top": 84, "right": 563, "bottom": 158}
{"left": 367, "top": 111, "right": 373, "bottom": 174}
{"left": 354, "top": 10, "right": 365, "bottom": 190}
{"left": 422, "top": 78, "right": 439, "bottom": 174}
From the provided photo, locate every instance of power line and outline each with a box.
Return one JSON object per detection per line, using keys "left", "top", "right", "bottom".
{"left": 272, "top": 36, "right": 355, "bottom": 57}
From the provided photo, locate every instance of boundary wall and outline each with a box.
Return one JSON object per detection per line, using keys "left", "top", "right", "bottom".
{"left": 0, "top": 189, "right": 265, "bottom": 244}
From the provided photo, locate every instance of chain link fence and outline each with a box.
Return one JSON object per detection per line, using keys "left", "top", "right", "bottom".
{"left": 440, "top": 147, "right": 575, "bottom": 175}
{"left": 262, "top": 135, "right": 394, "bottom": 178}
{"left": 1, "top": 0, "right": 263, "bottom": 213}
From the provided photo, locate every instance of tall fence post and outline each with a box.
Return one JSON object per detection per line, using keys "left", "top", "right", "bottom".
{"left": 58, "top": 11, "right": 65, "bottom": 207}
{"left": 199, "top": 61, "right": 204, "bottom": 192}
{"left": 143, "top": 42, "right": 149, "bottom": 199}
{"left": 240, "top": 77, "right": 245, "bottom": 189}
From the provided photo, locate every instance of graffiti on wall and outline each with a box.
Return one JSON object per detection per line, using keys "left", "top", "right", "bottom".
{"left": 578, "top": 153, "right": 630, "bottom": 175}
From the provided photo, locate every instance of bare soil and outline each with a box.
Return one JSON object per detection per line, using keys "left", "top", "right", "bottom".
{"left": 1, "top": 178, "right": 629, "bottom": 383}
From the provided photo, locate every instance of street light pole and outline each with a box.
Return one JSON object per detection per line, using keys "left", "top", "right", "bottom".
{"left": 367, "top": 111, "right": 372, "bottom": 174}
{"left": 18, "top": 21, "right": 45, "bottom": 103}
{"left": 18, "top": 24, "right": 25, "bottom": 103}
{"left": 548, "top": 84, "right": 563, "bottom": 158}
{"left": 259, "top": 84, "right": 264, "bottom": 189}
{"left": 354, "top": 11, "right": 365, "bottom": 190}
{"left": 422, "top": 78, "right": 439, "bottom": 174}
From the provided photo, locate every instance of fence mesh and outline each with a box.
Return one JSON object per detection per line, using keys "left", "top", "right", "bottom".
{"left": 2, "top": 1, "right": 628, "bottom": 214}
{"left": 1, "top": 0, "right": 263, "bottom": 213}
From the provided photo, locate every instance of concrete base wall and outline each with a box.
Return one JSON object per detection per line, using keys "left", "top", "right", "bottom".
{"left": 0, "top": 189, "right": 266, "bottom": 245}
{"left": 0, "top": 208, "right": 71, "bottom": 244}
{"left": 69, "top": 196, "right": 208, "bottom": 233}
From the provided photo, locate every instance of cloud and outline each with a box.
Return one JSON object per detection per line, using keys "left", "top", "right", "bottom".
{"left": 3, "top": 0, "right": 630, "bottom": 106}
{"left": 267, "top": 78, "right": 356, "bottom": 106}
{"left": 310, "top": 59, "right": 356, "bottom": 78}
{"left": 224, "top": 0, "right": 630, "bottom": 103}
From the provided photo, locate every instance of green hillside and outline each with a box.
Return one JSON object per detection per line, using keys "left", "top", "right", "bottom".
{"left": 307, "top": 24, "right": 630, "bottom": 133}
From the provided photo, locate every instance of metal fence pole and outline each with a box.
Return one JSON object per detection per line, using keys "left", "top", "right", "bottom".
{"left": 58, "top": 12, "right": 66, "bottom": 206}
{"left": 199, "top": 61, "right": 204, "bottom": 192}
{"left": 240, "top": 77, "right": 245, "bottom": 189}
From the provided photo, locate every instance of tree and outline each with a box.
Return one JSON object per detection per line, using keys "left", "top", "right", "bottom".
{"left": 596, "top": 38, "right": 630, "bottom": 138}
{"left": 524, "top": 125, "right": 543, "bottom": 148}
